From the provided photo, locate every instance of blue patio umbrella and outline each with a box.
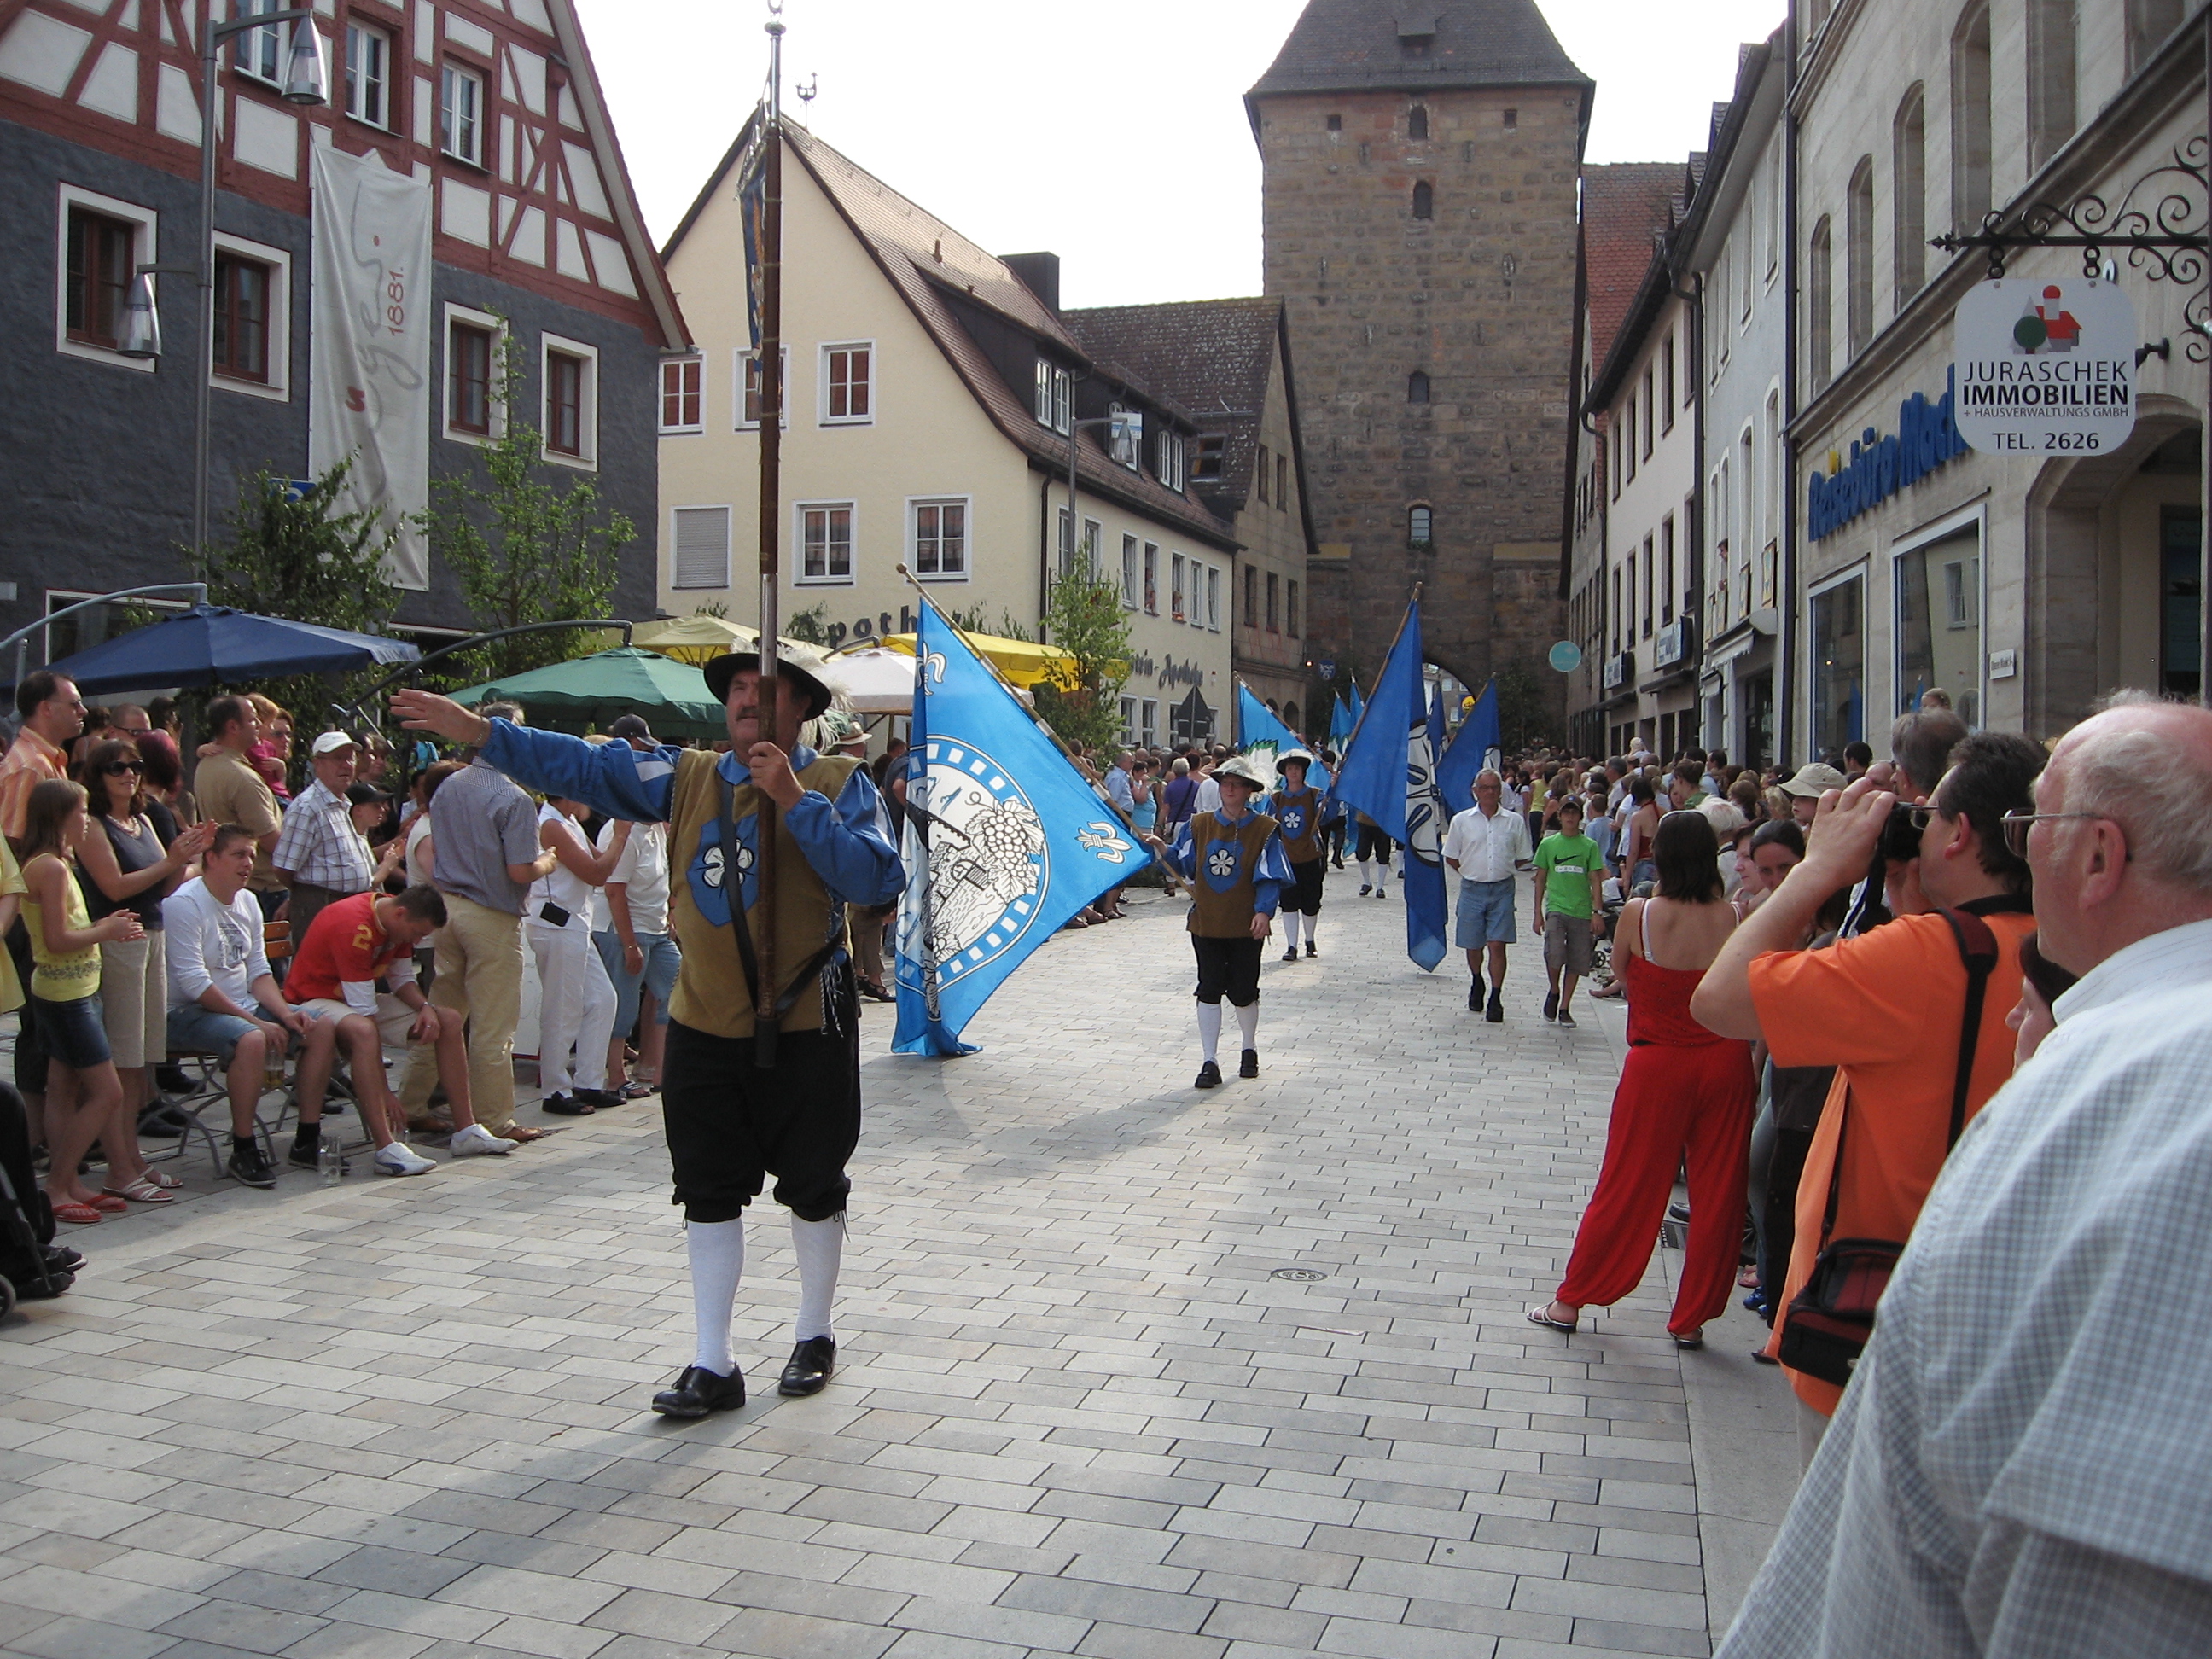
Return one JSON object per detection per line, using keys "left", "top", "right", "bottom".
{"left": 25, "top": 604, "right": 418, "bottom": 696}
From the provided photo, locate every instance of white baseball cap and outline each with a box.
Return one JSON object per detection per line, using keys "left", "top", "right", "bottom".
{"left": 310, "top": 731, "right": 360, "bottom": 757}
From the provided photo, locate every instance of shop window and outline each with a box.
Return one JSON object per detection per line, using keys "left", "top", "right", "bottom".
{"left": 1810, "top": 573, "right": 1866, "bottom": 765}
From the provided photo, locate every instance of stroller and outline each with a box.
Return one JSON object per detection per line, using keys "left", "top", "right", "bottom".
{"left": 0, "top": 1152, "right": 73, "bottom": 1320}
{"left": 1586, "top": 880, "right": 1628, "bottom": 994}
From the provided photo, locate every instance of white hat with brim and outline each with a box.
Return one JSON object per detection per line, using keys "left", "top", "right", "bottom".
{"left": 1276, "top": 749, "right": 1313, "bottom": 771}
{"left": 310, "top": 731, "right": 359, "bottom": 757}
{"left": 1215, "top": 755, "right": 1270, "bottom": 788}
{"left": 1778, "top": 762, "right": 1848, "bottom": 797}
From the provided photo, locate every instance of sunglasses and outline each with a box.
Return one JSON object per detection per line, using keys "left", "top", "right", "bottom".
{"left": 102, "top": 760, "right": 143, "bottom": 776}
{"left": 1999, "top": 809, "right": 2126, "bottom": 860}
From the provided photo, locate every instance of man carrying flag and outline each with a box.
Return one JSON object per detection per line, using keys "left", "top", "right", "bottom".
{"left": 1143, "top": 755, "right": 1292, "bottom": 1088}
{"left": 1269, "top": 750, "right": 1328, "bottom": 961}
{"left": 393, "top": 655, "right": 904, "bottom": 1419}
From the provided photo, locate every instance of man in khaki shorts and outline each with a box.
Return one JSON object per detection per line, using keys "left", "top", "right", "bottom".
{"left": 285, "top": 884, "right": 515, "bottom": 1175}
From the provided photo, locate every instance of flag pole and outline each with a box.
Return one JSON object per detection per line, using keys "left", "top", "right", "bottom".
{"left": 752, "top": 20, "right": 785, "bottom": 1068}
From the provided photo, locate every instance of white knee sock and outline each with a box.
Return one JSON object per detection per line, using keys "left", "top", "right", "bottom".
{"left": 1357, "top": 859, "right": 1373, "bottom": 886}
{"left": 1196, "top": 1001, "right": 1222, "bottom": 1062}
{"left": 1304, "top": 916, "right": 1318, "bottom": 948}
{"left": 687, "top": 1217, "right": 744, "bottom": 1375}
{"left": 1235, "top": 1001, "right": 1259, "bottom": 1051}
{"left": 790, "top": 1213, "right": 843, "bottom": 1343}
{"left": 1281, "top": 911, "right": 1302, "bottom": 949}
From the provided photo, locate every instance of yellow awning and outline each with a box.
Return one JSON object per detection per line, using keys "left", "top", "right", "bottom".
{"left": 878, "top": 630, "right": 1080, "bottom": 690}
{"left": 632, "top": 614, "right": 831, "bottom": 672}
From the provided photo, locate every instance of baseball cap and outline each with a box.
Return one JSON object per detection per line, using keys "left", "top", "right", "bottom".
{"left": 310, "top": 731, "right": 359, "bottom": 757}
{"left": 1778, "top": 762, "right": 1848, "bottom": 797}
{"left": 607, "top": 713, "right": 655, "bottom": 743}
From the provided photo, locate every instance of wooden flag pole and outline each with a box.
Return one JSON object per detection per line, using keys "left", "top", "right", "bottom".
{"left": 752, "top": 23, "right": 785, "bottom": 1068}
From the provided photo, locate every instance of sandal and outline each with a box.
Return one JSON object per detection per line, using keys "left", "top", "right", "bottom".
{"left": 1526, "top": 1304, "right": 1578, "bottom": 1334}
{"left": 51, "top": 1202, "right": 102, "bottom": 1225}
{"left": 620, "top": 1080, "right": 655, "bottom": 1100}
{"left": 143, "top": 1168, "right": 184, "bottom": 1190}
{"left": 102, "top": 1178, "right": 178, "bottom": 1206}
{"left": 88, "top": 1193, "right": 130, "bottom": 1214}
{"left": 498, "top": 1126, "right": 548, "bottom": 1142}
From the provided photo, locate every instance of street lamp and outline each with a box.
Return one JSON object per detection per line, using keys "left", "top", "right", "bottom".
{"left": 131, "top": 7, "right": 328, "bottom": 556}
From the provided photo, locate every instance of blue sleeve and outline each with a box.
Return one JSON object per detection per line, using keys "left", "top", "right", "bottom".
{"left": 1163, "top": 820, "right": 1198, "bottom": 879}
{"left": 784, "top": 765, "right": 905, "bottom": 907}
{"left": 479, "top": 720, "right": 676, "bottom": 824}
{"left": 1252, "top": 830, "right": 1294, "bottom": 917}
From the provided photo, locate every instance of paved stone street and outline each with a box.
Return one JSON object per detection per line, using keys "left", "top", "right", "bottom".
{"left": 0, "top": 864, "right": 1797, "bottom": 1659}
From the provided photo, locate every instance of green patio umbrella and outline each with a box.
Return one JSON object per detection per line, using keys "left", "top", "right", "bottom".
{"left": 450, "top": 647, "right": 726, "bottom": 740}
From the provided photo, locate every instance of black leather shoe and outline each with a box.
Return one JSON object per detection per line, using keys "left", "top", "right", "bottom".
{"left": 1281, "top": 947, "right": 1298, "bottom": 963}
{"left": 651, "top": 1364, "right": 746, "bottom": 1417}
{"left": 1238, "top": 1048, "right": 1260, "bottom": 1079}
{"left": 1485, "top": 988, "right": 1505, "bottom": 1024}
{"left": 1468, "top": 981, "right": 1481, "bottom": 1011}
{"left": 778, "top": 1336, "right": 836, "bottom": 1397}
{"left": 1304, "top": 941, "right": 1317, "bottom": 958}
{"left": 573, "top": 1088, "right": 623, "bottom": 1109}
{"left": 1194, "top": 1061, "right": 1222, "bottom": 1089}
{"left": 541, "top": 1093, "right": 595, "bottom": 1116}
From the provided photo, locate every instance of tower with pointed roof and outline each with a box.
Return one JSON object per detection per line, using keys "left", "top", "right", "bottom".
{"left": 1249, "top": 0, "right": 1591, "bottom": 721}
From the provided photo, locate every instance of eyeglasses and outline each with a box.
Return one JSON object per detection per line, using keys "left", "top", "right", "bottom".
{"left": 1898, "top": 805, "right": 1938, "bottom": 832}
{"left": 1999, "top": 810, "right": 2124, "bottom": 860}
{"left": 102, "top": 760, "right": 143, "bottom": 776}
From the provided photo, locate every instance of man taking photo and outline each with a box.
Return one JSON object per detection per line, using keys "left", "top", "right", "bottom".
{"left": 1691, "top": 731, "right": 2045, "bottom": 1459}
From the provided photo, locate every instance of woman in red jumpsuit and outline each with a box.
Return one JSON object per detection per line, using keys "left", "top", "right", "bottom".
{"left": 1529, "top": 811, "right": 1757, "bottom": 1348}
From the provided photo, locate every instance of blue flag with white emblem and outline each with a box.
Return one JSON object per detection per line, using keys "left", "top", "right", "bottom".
{"left": 894, "top": 602, "right": 1138, "bottom": 1056}
{"left": 1324, "top": 599, "right": 1449, "bottom": 972}
{"left": 1328, "top": 693, "right": 1353, "bottom": 748}
{"left": 1235, "top": 684, "right": 1303, "bottom": 783}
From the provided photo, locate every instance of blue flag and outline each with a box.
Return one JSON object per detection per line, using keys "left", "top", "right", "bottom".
{"left": 1437, "top": 678, "right": 1499, "bottom": 822}
{"left": 1325, "top": 601, "right": 1450, "bottom": 972}
{"left": 1235, "top": 684, "right": 1304, "bottom": 774}
{"left": 1328, "top": 694, "right": 1353, "bottom": 748}
{"left": 1348, "top": 681, "right": 1365, "bottom": 728}
{"left": 894, "top": 605, "right": 1139, "bottom": 1056}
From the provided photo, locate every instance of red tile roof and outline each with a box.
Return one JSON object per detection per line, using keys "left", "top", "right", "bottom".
{"left": 1581, "top": 161, "right": 1691, "bottom": 375}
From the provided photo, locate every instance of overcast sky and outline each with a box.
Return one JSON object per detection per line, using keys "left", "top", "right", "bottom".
{"left": 574, "top": 0, "right": 1784, "bottom": 311}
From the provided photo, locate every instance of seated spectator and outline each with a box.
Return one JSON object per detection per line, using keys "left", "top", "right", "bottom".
{"left": 1691, "top": 731, "right": 2046, "bottom": 1462}
{"left": 286, "top": 885, "right": 514, "bottom": 1172}
{"left": 165, "top": 824, "right": 342, "bottom": 1187}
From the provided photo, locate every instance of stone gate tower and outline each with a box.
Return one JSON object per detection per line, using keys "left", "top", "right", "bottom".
{"left": 1249, "top": 0, "right": 1590, "bottom": 713}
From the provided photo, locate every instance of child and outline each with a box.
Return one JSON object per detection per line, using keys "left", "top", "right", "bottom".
{"left": 1144, "top": 756, "right": 1293, "bottom": 1088}
{"left": 1532, "top": 796, "right": 1603, "bottom": 1029}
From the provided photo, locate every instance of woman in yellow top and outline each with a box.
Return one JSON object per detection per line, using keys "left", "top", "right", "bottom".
{"left": 20, "top": 779, "right": 143, "bottom": 1225}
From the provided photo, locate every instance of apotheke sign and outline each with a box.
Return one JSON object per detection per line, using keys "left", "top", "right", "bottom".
{"left": 1953, "top": 277, "right": 2137, "bottom": 456}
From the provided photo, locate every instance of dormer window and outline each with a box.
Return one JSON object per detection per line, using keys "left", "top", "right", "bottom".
{"left": 1398, "top": 15, "right": 1436, "bottom": 54}
{"left": 1033, "top": 358, "right": 1071, "bottom": 434}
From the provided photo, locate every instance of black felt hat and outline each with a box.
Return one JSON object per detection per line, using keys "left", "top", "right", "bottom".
{"left": 701, "top": 651, "right": 835, "bottom": 721}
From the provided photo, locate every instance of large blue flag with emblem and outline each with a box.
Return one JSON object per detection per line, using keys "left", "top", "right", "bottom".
{"left": 894, "top": 603, "right": 1139, "bottom": 1056}
{"left": 1328, "top": 694, "right": 1353, "bottom": 748}
{"left": 1325, "top": 599, "right": 1449, "bottom": 972}
{"left": 1235, "top": 684, "right": 1303, "bottom": 781}
{"left": 1437, "top": 678, "right": 1499, "bottom": 824}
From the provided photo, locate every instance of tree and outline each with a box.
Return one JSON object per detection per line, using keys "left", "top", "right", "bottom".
{"left": 1028, "top": 569, "right": 1132, "bottom": 754}
{"left": 422, "top": 327, "right": 635, "bottom": 681}
{"left": 188, "top": 461, "right": 403, "bottom": 723}
{"left": 947, "top": 603, "right": 1030, "bottom": 642}
{"left": 781, "top": 602, "right": 832, "bottom": 645}
{"left": 1494, "top": 660, "right": 1551, "bottom": 752}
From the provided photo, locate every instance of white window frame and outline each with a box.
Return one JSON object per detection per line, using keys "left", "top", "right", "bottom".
{"left": 1120, "top": 534, "right": 1139, "bottom": 609}
{"left": 210, "top": 229, "right": 292, "bottom": 402}
{"left": 345, "top": 20, "right": 392, "bottom": 129}
{"left": 236, "top": 0, "right": 287, "bottom": 86}
{"left": 1170, "top": 553, "right": 1186, "bottom": 623}
{"left": 795, "top": 500, "right": 857, "bottom": 585}
{"left": 1206, "top": 564, "right": 1221, "bottom": 632}
{"left": 441, "top": 301, "right": 507, "bottom": 445}
{"left": 1119, "top": 696, "right": 1138, "bottom": 747}
{"left": 439, "top": 61, "right": 485, "bottom": 167}
{"left": 659, "top": 356, "right": 703, "bottom": 435}
{"left": 1140, "top": 698, "right": 1159, "bottom": 747}
{"left": 1157, "top": 429, "right": 1188, "bottom": 492}
{"left": 670, "top": 504, "right": 732, "bottom": 591}
{"left": 1143, "top": 543, "right": 1159, "bottom": 615}
{"left": 1889, "top": 502, "right": 1989, "bottom": 727}
{"left": 55, "top": 183, "right": 157, "bottom": 374}
{"left": 819, "top": 340, "right": 875, "bottom": 426}
{"left": 908, "top": 495, "right": 970, "bottom": 581}
{"left": 539, "top": 333, "right": 598, "bottom": 469}
{"left": 1034, "top": 358, "right": 1071, "bottom": 434}
{"left": 1806, "top": 559, "right": 1873, "bottom": 761}
{"left": 735, "top": 346, "right": 789, "bottom": 430}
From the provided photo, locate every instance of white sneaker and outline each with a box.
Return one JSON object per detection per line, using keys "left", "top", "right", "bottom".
{"left": 373, "top": 1143, "right": 438, "bottom": 1178}
{"left": 448, "top": 1124, "right": 516, "bottom": 1157}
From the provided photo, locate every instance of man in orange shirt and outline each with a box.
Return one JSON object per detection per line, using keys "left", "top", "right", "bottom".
{"left": 1691, "top": 731, "right": 2046, "bottom": 1458}
{"left": 288, "top": 885, "right": 515, "bottom": 1174}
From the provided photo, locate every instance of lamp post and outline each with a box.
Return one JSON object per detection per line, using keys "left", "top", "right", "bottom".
{"left": 119, "top": 5, "right": 327, "bottom": 557}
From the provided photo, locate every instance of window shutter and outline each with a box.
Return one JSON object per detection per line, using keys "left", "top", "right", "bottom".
{"left": 672, "top": 506, "right": 731, "bottom": 590}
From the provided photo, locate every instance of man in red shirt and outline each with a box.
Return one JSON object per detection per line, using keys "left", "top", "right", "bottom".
{"left": 288, "top": 886, "right": 515, "bottom": 1174}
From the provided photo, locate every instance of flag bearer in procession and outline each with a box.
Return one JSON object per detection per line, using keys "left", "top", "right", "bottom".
{"left": 1269, "top": 751, "right": 1328, "bottom": 961}
{"left": 1143, "top": 755, "right": 1294, "bottom": 1089}
{"left": 393, "top": 653, "right": 904, "bottom": 1420}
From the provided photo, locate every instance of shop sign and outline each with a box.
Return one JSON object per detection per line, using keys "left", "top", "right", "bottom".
{"left": 1953, "top": 277, "right": 2137, "bottom": 457}
{"left": 1807, "top": 368, "right": 1970, "bottom": 542}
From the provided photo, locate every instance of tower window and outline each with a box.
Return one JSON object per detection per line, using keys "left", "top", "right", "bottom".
{"left": 1504, "top": 108, "right": 1518, "bottom": 129}
{"left": 1408, "top": 504, "right": 1434, "bottom": 546}
{"left": 1408, "top": 104, "right": 1429, "bottom": 141}
{"left": 1412, "top": 181, "right": 1434, "bottom": 219}
{"left": 1408, "top": 370, "right": 1430, "bottom": 403}
{"left": 1326, "top": 113, "right": 1342, "bottom": 131}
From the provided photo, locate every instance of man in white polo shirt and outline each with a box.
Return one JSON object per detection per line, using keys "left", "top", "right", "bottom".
{"left": 1443, "top": 767, "right": 1533, "bottom": 1022}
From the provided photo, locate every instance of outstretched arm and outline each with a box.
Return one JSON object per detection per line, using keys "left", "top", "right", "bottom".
{"left": 391, "top": 690, "right": 675, "bottom": 824}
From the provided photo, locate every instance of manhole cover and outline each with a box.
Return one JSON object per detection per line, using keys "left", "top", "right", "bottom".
{"left": 1271, "top": 1267, "right": 1328, "bottom": 1282}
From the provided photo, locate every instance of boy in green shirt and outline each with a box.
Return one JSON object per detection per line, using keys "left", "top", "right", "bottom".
{"left": 1532, "top": 797, "right": 1602, "bottom": 1029}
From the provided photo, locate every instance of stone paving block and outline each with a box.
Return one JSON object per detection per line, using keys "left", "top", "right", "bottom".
{"left": 279, "top": 1623, "right": 440, "bottom": 1659}
{"left": 997, "top": 1574, "right": 1214, "bottom": 1635}
{"left": 3, "top": 1612, "right": 179, "bottom": 1659}
{"left": 154, "top": 1599, "right": 329, "bottom": 1655}
{"left": 469, "top": 1612, "right": 616, "bottom": 1658}
{"left": 434, "top": 1566, "right": 624, "bottom": 1626}
{"left": 888, "top": 1594, "right": 1092, "bottom": 1652}
{"left": 707, "top": 1607, "right": 900, "bottom": 1659}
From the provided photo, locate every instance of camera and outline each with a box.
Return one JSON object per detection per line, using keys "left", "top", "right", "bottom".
{"left": 1877, "top": 803, "right": 1926, "bottom": 865}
